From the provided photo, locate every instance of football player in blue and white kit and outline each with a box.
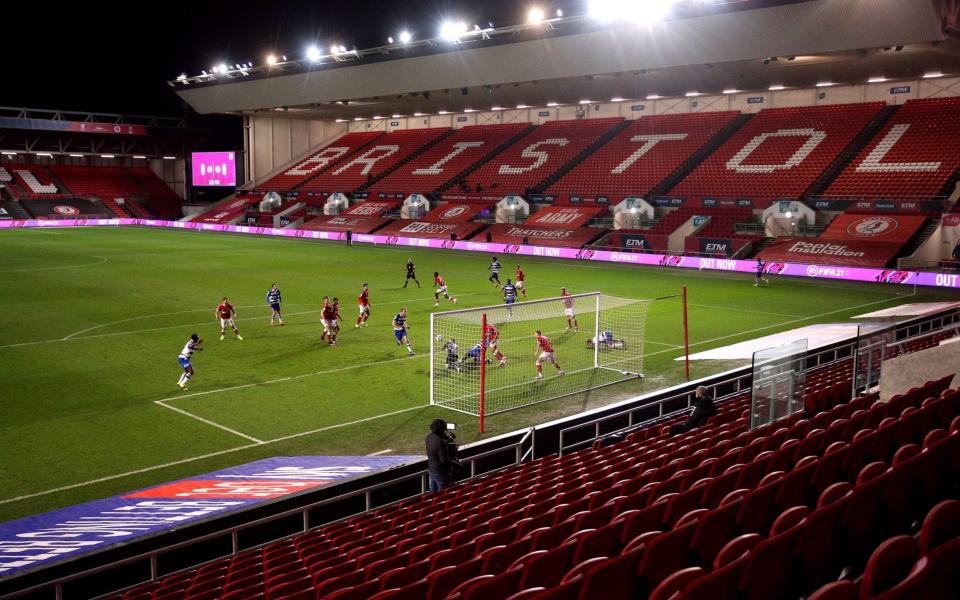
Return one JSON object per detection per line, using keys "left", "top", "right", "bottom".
{"left": 503, "top": 278, "right": 517, "bottom": 319}
{"left": 488, "top": 257, "right": 502, "bottom": 288}
{"left": 393, "top": 307, "right": 414, "bottom": 356}
{"left": 266, "top": 283, "right": 284, "bottom": 326}
{"left": 177, "top": 334, "right": 203, "bottom": 390}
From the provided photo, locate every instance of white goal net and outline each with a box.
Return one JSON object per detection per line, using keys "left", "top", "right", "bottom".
{"left": 429, "top": 292, "right": 652, "bottom": 426}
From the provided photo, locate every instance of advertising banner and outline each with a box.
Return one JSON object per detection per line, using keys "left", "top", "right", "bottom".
{"left": 439, "top": 193, "right": 507, "bottom": 203}
{"left": 300, "top": 215, "right": 391, "bottom": 234}
{"left": 376, "top": 219, "right": 484, "bottom": 240}
{"left": 604, "top": 232, "right": 670, "bottom": 252}
{"left": 821, "top": 214, "right": 926, "bottom": 243}
{"left": 0, "top": 117, "right": 148, "bottom": 136}
{"left": 0, "top": 456, "right": 416, "bottom": 576}
{"left": 341, "top": 201, "right": 399, "bottom": 217}
{"left": 1, "top": 219, "right": 958, "bottom": 289}
{"left": 524, "top": 206, "right": 605, "bottom": 229}
{"left": 685, "top": 237, "right": 751, "bottom": 257}
{"left": 191, "top": 152, "right": 237, "bottom": 187}
{"left": 758, "top": 237, "right": 901, "bottom": 267}
{"left": 422, "top": 204, "right": 482, "bottom": 224}
{"left": 0, "top": 202, "right": 30, "bottom": 220}
{"left": 22, "top": 199, "right": 113, "bottom": 219}
{"left": 484, "top": 224, "right": 604, "bottom": 247}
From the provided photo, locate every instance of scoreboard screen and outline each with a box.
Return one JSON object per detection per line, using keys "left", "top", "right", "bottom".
{"left": 191, "top": 152, "right": 237, "bottom": 187}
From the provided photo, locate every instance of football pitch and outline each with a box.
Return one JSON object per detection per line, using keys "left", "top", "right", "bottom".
{"left": 0, "top": 226, "right": 949, "bottom": 522}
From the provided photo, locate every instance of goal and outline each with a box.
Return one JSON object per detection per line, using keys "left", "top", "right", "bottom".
{"left": 429, "top": 292, "right": 653, "bottom": 431}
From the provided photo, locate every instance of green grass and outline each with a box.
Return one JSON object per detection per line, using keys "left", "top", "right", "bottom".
{"left": 0, "top": 226, "right": 949, "bottom": 522}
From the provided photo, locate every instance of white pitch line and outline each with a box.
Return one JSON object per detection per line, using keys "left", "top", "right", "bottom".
{"left": 687, "top": 302, "right": 804, "bottom": 319}
{"left": 642, "top": 294, "right": 910, "bottom": 360}
{"left": 159, "top": 354, "right": 424, "bottom": 404}
{"left": 367, "top": 449, "right": 394, "bottom": 456}
{"left": 154, "top": 400, "right": 265, "bottom": 444}
{"left": 0, "top": 293, "right": 486, "bottom": 349}
{"left": 0, "top": 404, "right": 429, "bottom": 507}
{"left": 0, "top": 255, "right": 108, "bottom": 273}
{"left": 0, "top": 291, "right": 913, "bottom": 507}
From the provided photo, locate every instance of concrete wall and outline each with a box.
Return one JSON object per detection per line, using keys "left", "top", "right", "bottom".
{"left": 880, "top": 338, "right": 960, "bottom": 401}
{"left": 246, "top": 115, "right": 347, "bottom": 185}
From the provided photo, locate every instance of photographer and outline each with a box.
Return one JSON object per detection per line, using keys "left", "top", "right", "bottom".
{"left": 425, "top": 418, "right": 460, "bottom": 492}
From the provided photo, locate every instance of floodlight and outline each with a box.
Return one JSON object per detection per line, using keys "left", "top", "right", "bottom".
{"left": 646, "top": 94, "right": 662, "bottom": 100}
{"left": 785, "top": 211, "right": 793, "bottom": 218}
{"left": 440, "top": 20, "right": 468, "bottom": 41}
{"left": 438, "top": 110, "right": 449, "bottom": 115}
{"left": 816, "top": 82, "right": 834, "bottom": 87}
{"left": 463, "top": 108, "right": 475, "bottom": 112}
{"left": 868, "top": 76, "right": 887, "bottom": 83}
{"left": 330, "top": 44, "right": 340, "bottom": 55}
{"left": 546, "top": 102, "right": 559, "bottom": 107}
{"left": 339, "top": 45, "right": 347, "bottom": 53}
{"left": 556, "top": 9, "right": 563, "bottom": 17}
{"left": 527, "top": 7, "right": 545, "bottom": 24}
{"left": 685, "top": 91, "right": 701, "bottom": 97}
{"left": 266, "top": 55, "right": 277, "bottom": 66}
{"left": 414, "top": 112, "right": 425, "bottom": 116}
{"left": 722, "top": 89, "right": 738, "bottom": 94}
{"left": 217, "top": 63, "right": 228, "bottom": 74}
{"left": 769, "top": 84, "right": 785, "bottom": 91}
{"left": 387, "top": 36, "right": 394, "bottom": 44}
{"left": 923, "top": 72, "right": 943, "bottom": 78}
{"left": 399, "top": 30, "right": 412, "bottom": 43}
{"left": 516, "top": 104, "right": 530, "bottom": 109}
{"left": 579, "top": 99, "right": 592, "bottom": 104}
{"left": 610, "top": 97, "right": 625, "bottom": 102}
{"left": 306, "top": 46, "right": 321, "bottom": 61}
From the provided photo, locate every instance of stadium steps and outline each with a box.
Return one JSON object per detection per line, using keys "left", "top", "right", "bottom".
{"left": 124, "top": 198, "right": 156, "bottom": 219}
{"left": 42, "top": 167, "right": 72, "bottom": 195}
{"left": 291, "top": 133, "right": 386, "bottom": 192}
{"left": 99, "top": 198, "right": 132, "bottom": 218}
{"left": 894, "top": 217, "right": 939, "bottom": 265}
{"left": 0, "top": 199, "right": 31, "bottom": 218}
{"left": 647, "top": 113, "right": 755, "bottom": 197}
{"left": 355, "top": 128, "right": 456, "bottom": 192}
{"left": 748, "top": 237, "right": 780, "bottom": 258}
{"left": 804, "top": 104, "right": 901, "bottom": 198}
{"left": 532, "top": 119, "right": 634, "bottom": 193}
{"left": 438, "top": 124, "right": 538, "bottom": 193}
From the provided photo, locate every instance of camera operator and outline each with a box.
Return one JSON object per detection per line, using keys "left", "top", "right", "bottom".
{"left": 425, "top": 418, "right": 460, "bottom": 492}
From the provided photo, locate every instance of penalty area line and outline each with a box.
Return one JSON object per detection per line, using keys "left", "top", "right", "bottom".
{"left": 0, "top": 405, "right": 428, "bottom": 507}
{"left": 154, "top": 400, "right": 265, "bottom": 444}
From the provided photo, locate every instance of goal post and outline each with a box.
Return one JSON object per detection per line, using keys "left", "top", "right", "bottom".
{"left": 429, "top": 292, "right": 654, "bottom": 430}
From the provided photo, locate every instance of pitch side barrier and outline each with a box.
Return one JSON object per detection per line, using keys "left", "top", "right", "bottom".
{"left": 1, "top": 218, "right": 959, "bottom": 290}
{"left": 1, "top": 307, "right": 957, "bottom": 599}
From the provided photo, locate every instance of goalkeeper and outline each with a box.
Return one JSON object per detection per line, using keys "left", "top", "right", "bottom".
{"left": 444, "top": 338, "right": 461, "bottom": 371}
{"left": 587, "top": 330, "right": 626, "bottom": 350}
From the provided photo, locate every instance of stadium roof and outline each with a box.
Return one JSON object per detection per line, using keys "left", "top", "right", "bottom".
{"left": 172, "top": 0, "right": 958, "bottom": 119}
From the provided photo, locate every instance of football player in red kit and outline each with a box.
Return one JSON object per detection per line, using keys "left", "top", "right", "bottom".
{"left": 215, "top": 297, "right": 243, "bottom": 341}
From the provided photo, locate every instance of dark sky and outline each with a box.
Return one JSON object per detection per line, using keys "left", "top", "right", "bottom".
{"left": 4, "top": 1, "right": 576, "bottom": 119}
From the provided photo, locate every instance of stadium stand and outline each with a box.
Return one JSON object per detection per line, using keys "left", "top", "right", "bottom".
{"left": 372, "top": 123, "right": 532, "bottom": 196}
{"left": 825, "top": 97, "right": 960, "bottom": 200}
{"left": 4, "top": 164, "right": 68, "bottom": 198}
{"left": 255, "top": 132, "right": 384, "bottom": 193}
{"left": 671, "top": 103, "right": 885, "bottom": 201}
{"left": 299, "top": 128, "right": 451, "bottom": 194}
{"left": 463, "top": 118, "right": 625, "bottom": 195}
{"left": 105, "top": 369, "right": 958, "bottom": 600}
{"left": 546, "top": 112, "right": 740, "bottom": 201}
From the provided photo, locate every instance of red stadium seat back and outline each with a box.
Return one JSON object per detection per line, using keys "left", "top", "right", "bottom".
{"left": 807, "top": 580, "right": 858, "bottom": 600}
{"left": 648, "top": 566, "right": 706, "bottom": 600}
{"left": 862, "top": 536, "right": 920, "bottom": 598}
{"left": 919, "top": 500, "right": 960, "bottom": 554}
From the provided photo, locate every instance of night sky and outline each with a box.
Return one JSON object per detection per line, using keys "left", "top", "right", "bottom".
{"left": 4, "top": 0, "right": 576, "bottom": 148}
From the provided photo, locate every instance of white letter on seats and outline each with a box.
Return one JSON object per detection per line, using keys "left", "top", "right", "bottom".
{"left": 414, "top": 141, "right": 484, "bottom": 175}
{"left": 333, "top": 145, "right": 400, "bottom": 175}
{"left": 855, "top": 124, "right": 941, "bottom": 172}
{"left": 726, "top": 128, "right": 826, "bottom": 173}
{"left": 285, "top": 147, "right": 350, "bottom": 176}
{"left": 611, "top": 134, "right": 688, "bottom": 174}
{"left": 499, "top": 139, "right": 569, "bottom": 174}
